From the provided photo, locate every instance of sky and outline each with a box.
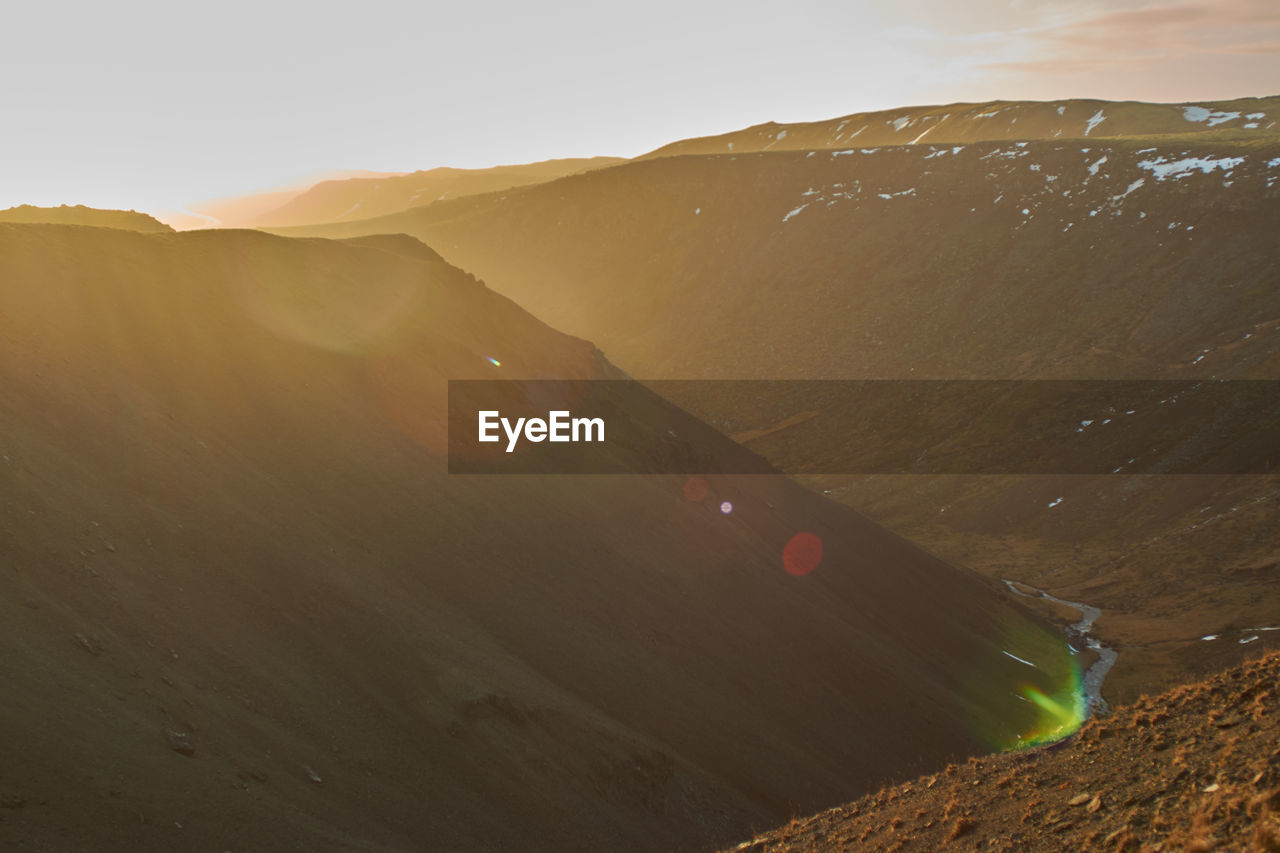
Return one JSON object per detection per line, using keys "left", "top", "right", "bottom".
{"left": 2, "top": 0, "right": 1277, "bottom": 215}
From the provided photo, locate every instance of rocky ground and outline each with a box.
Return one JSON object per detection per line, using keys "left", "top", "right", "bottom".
{"left": 729, "top": 651, "right": 1280, "bottom": 852}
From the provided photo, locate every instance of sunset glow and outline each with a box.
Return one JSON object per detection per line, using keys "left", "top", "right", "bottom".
{"left": 0, "top": 1, "right": 1274, "bottom": 218}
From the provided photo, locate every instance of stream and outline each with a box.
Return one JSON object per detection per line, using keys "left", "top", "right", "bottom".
{"left": 1003, "top": 579, "right": 1117, "bottom": 717}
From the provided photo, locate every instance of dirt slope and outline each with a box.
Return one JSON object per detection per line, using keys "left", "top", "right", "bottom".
{"left": 727, "top": 651, "right": 1280, "bottom": 852}
{"left": 0, "top": 224, "right": 1076, "bottom": 851}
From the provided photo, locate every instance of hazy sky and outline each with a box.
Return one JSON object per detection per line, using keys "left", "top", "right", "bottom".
{"left": 2, "top": 0, "right": 1277, "bottom": 214}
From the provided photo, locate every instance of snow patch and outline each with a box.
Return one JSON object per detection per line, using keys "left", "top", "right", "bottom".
{"left": 1138, "top": 155, "right": 1245, "bottom": 180}
{"left": 1182, "top": 106, "right": 1241, "bottom": 127}
{"left": 781, "top": 204, "right": 808, "bottom": 223}
{"left": 1084, "top": 110, "right": 1106, "bottom": 136}
{"left": 1003, "top": 651, "right": 1038, "bottom": 668}
{"left": 909, "top": 125, "right": 935, "bottom": 145}
{"left": 1112, "top": 178, "right": 1145, "bottom": 202}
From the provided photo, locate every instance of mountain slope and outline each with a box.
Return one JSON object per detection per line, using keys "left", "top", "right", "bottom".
{"left": 271, "top": 121, "right": 1280, "bottom": 704}
{"left": 641, "top": 96, "right": 1280, "bottom": 159}
{"left": 0, "top": 224, "right": 1074, "bottom": 851}
{"left": 279, "top": 135, "right": 1280, "bottom": 380}
{"left": 727, "top": 651, "right": 1280, "bottom": 852}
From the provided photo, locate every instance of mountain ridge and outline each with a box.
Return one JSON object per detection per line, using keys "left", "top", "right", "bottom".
{"left": 640, "top": 96, "right": 1280, "bottom": 160}
{"left": 0, "top": 204, "right": 173, "bottom": 232}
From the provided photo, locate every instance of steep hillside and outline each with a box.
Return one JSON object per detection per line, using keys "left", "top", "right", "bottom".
{"left": 642, "top": 96, "right": 1280, "bottom": 159}
{"left": 728, "top": 651, "right": 1280, "bottom": 852}
{"left": 0, "top": 224, "right": 1074, "bottom": 851}
{"left": 273, "top": 125, "right": 1280, "bottom": 704}
{"left": 0, "top": 204, "right": 172, "bottom": 232}
{"left": 249, "top": 157, "right": 625, "bottom": 228}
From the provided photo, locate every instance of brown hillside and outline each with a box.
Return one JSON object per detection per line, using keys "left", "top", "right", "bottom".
{"left": 642, "top": 96, "right": 1280, "bottom": 159}
{"left": 0, "top": 204, "right": 172, "bottom": 232}
{"left": 0, "top": 224, "right": 1077, "bottom": 851}
{"left": 727, "top": 650, "right": 1280, "bottom": 853}
{"left": 272, "top": 123, "right": 1280, "bottom": 705}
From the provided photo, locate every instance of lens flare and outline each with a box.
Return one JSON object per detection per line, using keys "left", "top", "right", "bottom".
{"left": 782, "top": 531, "right": 823, "bottom": 575}
{"left": 682, "top": 477, "right": 710, "bottom": 502}
{"left": 1021, "top": 684, "right": 1069, "bottom": 719}
{"left": 1004, "top": 655, "right": 1086, "bottom": 749}
{"left": 487, "top": 356, "right": 501, "bottom": 367}
{"left": 719, "top": 500, "right": 733, "bottom": 514}
{"left": 960, "top": 616, "right": 1087, "bottom": 753}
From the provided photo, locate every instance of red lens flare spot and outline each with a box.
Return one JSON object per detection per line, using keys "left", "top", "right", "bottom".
{"left": 682, "top": 477, "right": 710, "bottom": 502}
{"left": 783, "top": 531, "right": 823, "bottom": 576}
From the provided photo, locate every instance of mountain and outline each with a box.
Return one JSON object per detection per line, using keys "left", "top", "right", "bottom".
{"left": 160, "top": 171, "right": 410, "bottom": 230}
{"left": 0, "top": 223, "right": 1074, "bottom": 851}
{"left": 277, "top": 133, "right": 1280, "bottom": 380}
{"left": 0, "top": 204, "right": 173, "bottom": 232}
{"left": 641, "top": 96, "right": 1280, "bottom": 159}
{"left": 244, "top": 157, "right": 626, "bottom": 229}
{"left": 270, "top": 98, "right": 1280, "bottom": 705}
{"left": 728, "top": 650, "right": 1280, "bottom": 852}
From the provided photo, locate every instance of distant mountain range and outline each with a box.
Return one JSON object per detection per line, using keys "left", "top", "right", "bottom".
{"left": 171, "top": 158, "right": 625, "bottom": 229}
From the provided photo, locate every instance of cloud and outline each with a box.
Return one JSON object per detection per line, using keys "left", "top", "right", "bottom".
{"left": 978, "top": 0, "right": 1280, "bottom": 74}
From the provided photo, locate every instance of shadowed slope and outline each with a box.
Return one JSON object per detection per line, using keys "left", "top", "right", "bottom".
{"left": 0, "top": 224, "right": 1072, "bottom": 851}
